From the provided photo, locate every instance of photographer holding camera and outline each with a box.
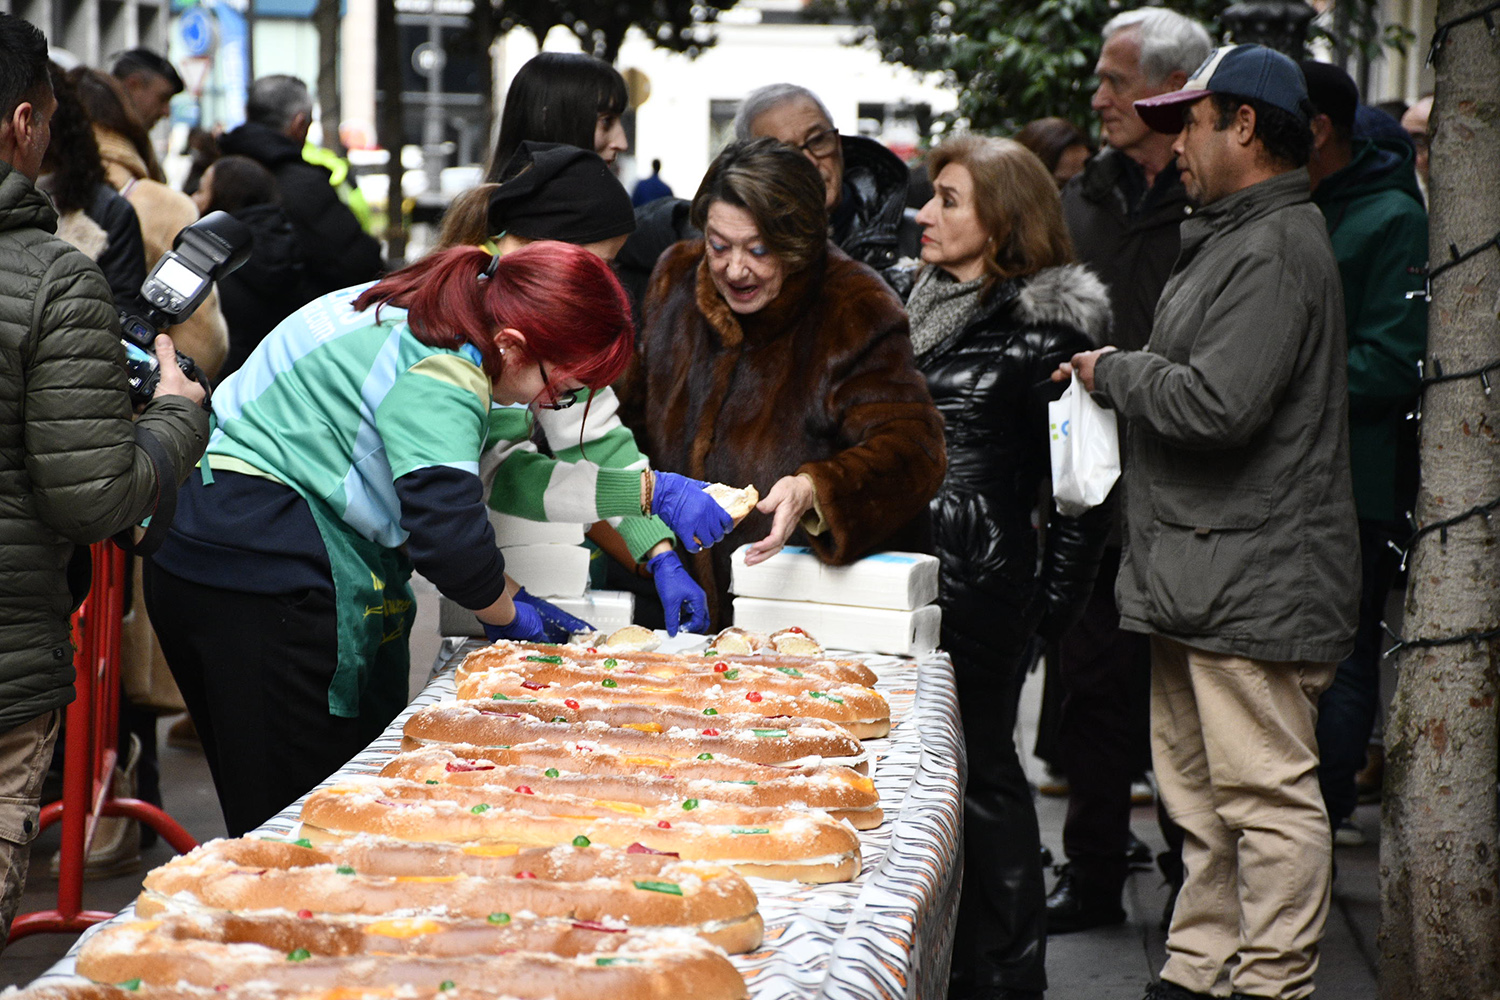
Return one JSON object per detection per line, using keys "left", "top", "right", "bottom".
{"left": 0, "top": 13, "right": 208, "bottom": 947}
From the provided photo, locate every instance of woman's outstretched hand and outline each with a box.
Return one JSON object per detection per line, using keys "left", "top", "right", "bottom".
{"left": 743, "top": 475, "right": 816, "bottom": 567}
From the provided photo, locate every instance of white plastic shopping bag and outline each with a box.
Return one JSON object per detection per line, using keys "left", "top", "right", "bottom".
{"left": 1048, "top": 373, "right": 1121, "bottom": 516}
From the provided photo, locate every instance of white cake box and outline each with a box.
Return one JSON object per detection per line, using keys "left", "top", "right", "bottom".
{"left": 731, "top": 596, "right": 942, "bottom": 657}
{"left": 501, "top": 543, "right": 590, "bottom": 598}
{"left": 489, "top": 510, "right": 586, "bottom": 547}
{"left": 439, "top": 590, "right": 636, "bottom": 638}
{"left": 729, "top": 545, "right": 940, "bottom": 611}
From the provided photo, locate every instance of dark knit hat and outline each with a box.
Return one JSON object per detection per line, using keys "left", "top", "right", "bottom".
{"left": 487, "top": 141, "right": 635, "bottom": 244}
{"left": 1300, "top": 60, "right": 1359, "bottom": 130}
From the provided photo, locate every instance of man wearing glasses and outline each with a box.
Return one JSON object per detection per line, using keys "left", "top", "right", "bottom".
{"left": 732, "top": 83, "right": 911, "bottom": 288}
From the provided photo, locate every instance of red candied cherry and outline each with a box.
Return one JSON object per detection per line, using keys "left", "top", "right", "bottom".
{"left": 297, "top": 909, "right": 313, "bottom": 919}
{"left": 713, "top": 662, "right": 729, "bottom": 672}
{"left": 788, "top": 627, "right": 804, "bottom": 634}
{"left": 587, "top": 647, "right": 598, "bottom": 653}
{"left": 516, "top": 785, "right": 533, "bottom": 795}
{"left": 564, "top": 699, "right": 580, "bottom": 709}
{"left": 746, "top": 691, "right": 763, "bottom": 703}
{"left": 657, "top": 820, "right": 672, "bottom": 829}
{"left": 702, "top": 728, "right": 720, "bottom": 736}
{"left": 516, "top": 871, "right": 537, "bottom": 879}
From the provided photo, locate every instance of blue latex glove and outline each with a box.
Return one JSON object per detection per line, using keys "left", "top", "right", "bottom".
{"left": 647, "top": 550, "right": 709, "bottom": 637}
{"left": 652, "top": 472, "right": 733, "bottom": 553}
{"left": 514, "top": 587, "right": 594, "bottom": 643}
{"left": 482, "top": 599, "right": 547, "bottom": 643}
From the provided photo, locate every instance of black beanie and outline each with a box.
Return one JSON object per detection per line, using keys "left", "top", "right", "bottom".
{"left": 487, "top": 141, "right": 636, "bottom": 244}
{"left": 1299, "top": 61, "right": 1358, "bottom": 131}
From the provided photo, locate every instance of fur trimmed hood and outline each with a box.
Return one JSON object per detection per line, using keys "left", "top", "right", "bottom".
{"left": 1013, "top": 263, "right": 1111, "bottom": 345}
{"left": 53, "top": 210, "right": 109, "bottom": 261}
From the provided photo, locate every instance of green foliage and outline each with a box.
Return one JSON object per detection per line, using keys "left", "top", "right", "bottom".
{"left": 813, "top": 0, "right": 1221, "bottom": 133}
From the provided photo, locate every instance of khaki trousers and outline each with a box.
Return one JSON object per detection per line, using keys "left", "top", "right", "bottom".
{"left": 1151, "top": 636, "right": 1336, "bottom": 999}
{"left": 0, "top": 709, "right": 61, "bottom": 949}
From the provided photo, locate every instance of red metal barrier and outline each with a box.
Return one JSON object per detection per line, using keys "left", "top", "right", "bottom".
{"left": 8, "top": 541, "right": 198, "bottom": 941}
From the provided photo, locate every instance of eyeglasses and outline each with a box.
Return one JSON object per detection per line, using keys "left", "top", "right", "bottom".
{"left": 536, "top": 360, "right": 579, "bottom": 410}
{"left": 796, "top": 127, "right": 840, "bottom": 160}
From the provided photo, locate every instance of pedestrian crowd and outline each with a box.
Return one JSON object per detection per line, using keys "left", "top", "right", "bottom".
{"left": 0, "top": 9, "right": 1431, "bottom": 1000}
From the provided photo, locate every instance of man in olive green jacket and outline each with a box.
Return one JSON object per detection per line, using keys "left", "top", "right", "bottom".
{"left": 0, "top": 13, "right": 208, "bottom": 947}
{"left": 1060, "top": 46, "right": 1358, "bottom": 1000}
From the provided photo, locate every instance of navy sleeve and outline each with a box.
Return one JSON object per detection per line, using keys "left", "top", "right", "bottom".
{"left": 395, "top": 466, "right": 507, "bottom": 610}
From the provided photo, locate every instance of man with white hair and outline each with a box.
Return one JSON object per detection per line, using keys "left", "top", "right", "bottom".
{"left": 1048, "top": 6, "right": 1212, "bottom": 936}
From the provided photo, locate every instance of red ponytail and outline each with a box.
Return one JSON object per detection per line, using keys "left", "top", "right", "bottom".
{"left": 352, "top": 242, "right": 634, "bottom": 388}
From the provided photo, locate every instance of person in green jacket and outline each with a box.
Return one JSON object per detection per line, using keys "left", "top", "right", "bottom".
{"left": 0, "top": 13, "right": 209, "bottom": 946}
{"left": 1303, "top": 61, "right": 1428, "bottom": 844}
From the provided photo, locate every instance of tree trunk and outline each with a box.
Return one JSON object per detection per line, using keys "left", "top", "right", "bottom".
{"left": 315, "top": 0, "right": 343, "bottom": 154}
{"left": 376, "top": 0, "right": 407, "bottom": 263}
{"left": 1379, "top": 0, "right": 1500, "bottom": 995}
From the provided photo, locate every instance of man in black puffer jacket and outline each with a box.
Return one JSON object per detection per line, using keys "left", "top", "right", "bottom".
{"left": 218, "top": 75, "right": 382, "bottom": 297}
{"left": 0, "top": 13, "right": 209, "bottom": 947}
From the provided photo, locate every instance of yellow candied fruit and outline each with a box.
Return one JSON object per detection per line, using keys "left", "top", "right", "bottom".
{"left": 461, "top": 844, "right": 521, "bottom": 857}
{"left": 591, "top": 799, "right": 648, "bottom": 815}
{"left": 394, "top": 875, "right": 460, "bottom": 883}
{"left": 621, "top": 722, "right": 664, "bottom": 734}
{"left": 623, "top": 755, "right": 673, "bottom": 766}
{"left": 366, "top": 918, "right": 444, "bottom": 938}
{"left": 316, "top": 989, "right": 404, "bottom": 1000}
{"left": 125, "top": 920, "right": 163, "bottom": 932}
{"left": 848, "top": 777, "right": 876, "bottom": 793}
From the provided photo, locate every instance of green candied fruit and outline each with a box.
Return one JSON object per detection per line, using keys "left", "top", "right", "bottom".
{"left": 602, "top": 657, "right": 618, "bottom": 669}
{"left": 752, "top": 728, "right": 789, "bottom": 738}
{"left": 551, "top": 716, "right": 568, "bottom": 723}
{"left": 682, "top": 798, "right": 699, "bottom": 810}
{"left": 426, "top": 779, "right": 439, "bottom": 784}
{"left": 809, "top": 691, "right": 845, "bottom": 705}
{"left": 471, "top": 803, "right": 491, "bottom": 814}
{"left": 697, "top": 753, "right": 714, "bottom": 760}
{"left": 718, "top": 779, "right": 758, "bottom": 785}
{"left": 601, "top": 679, "right": 618, "bottom": 688}
{"left": 117, "top": 981, "right": 143, "bottom": 992}
{"left": 491, "top": 692, "right": 510, "bottom": 700}
{"left": 595, "top": 957, "right": 643, "bottom": 966}
{"left": 287, "top": 948, "right": 311, "bottom": 961}
{"left": 632, "top": 879, "right": 684, "bottom": 895}
{"left": 776, "top": 667, "right": 804, "bottom": 677}
{"left": 730, "top": 827, "right": 771, "bottom": 835}
{"left": 544, "top": 768, "right": 560, "bottom": 778}
{"left": 702, "top": 708, "right": 718, "bottom": 716}
{"left": 722, "top": 668, "right": 740, "bottom": 680}
{"left": 573, "top": 834, "right": 592, "bottom": 847}
{"left": 439, "top": 981, "right": 456, "bottom": 991}
{"left": 524, "top": 654, "right": 563, "bottom": 664}
{"left": 488, "top": 912, "right": 511, "bottom": 924}
{"left": 335, "top": 865, "right": 356, "bottom": 875}
{"left": 703, "top": 649, "right": 718, "bottom": 656}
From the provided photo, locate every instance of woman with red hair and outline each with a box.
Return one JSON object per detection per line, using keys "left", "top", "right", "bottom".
{"left": 142, "top": 242, "right": 726, "bottom": 836}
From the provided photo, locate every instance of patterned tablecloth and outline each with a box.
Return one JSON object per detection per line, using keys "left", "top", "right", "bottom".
{"left": 33, "top": 636, "right": 966, "bottom": 1000}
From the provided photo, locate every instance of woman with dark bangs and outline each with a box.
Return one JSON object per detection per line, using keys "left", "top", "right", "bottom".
{"left": 142, "top": 243, "right": 644, "bottom": 835}
{"left": 485, "top": 51, "right": 630, "bottom": 175}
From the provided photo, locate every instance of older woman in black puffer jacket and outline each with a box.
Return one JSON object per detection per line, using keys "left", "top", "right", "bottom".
{"left": 905, "top": 135, "right": 1110, "bottom": 1000}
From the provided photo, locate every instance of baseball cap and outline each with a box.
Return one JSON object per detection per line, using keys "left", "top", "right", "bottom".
{"left": 1135, "top": 43, "right": 1310, "bottom": 134}
{"left": 1300, "top": 60, "right": 1358, "bottom": 130}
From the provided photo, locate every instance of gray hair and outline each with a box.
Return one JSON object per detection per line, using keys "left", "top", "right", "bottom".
{"left": 246, "top": 73, "right": 313, "bottom": 130}
{"left": 1101, "top": 8, "right": 1213, "bottom": 85}
{"left": 732, "top": 83, "right": 833, "bottom": 140}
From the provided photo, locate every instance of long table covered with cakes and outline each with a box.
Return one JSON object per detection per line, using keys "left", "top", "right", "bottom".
{"left": 18, "top": 624, "right": 965, "bottom": 1000}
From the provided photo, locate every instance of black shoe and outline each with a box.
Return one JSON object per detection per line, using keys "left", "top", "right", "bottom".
{"left": 1045, "top": 864, "right": 1125, "bottom": 934}
{"left": 1127, "top": 830, "right": 1153, "bottom": 869}
{"left": 1039, "top": 844, "right": 1054, "bottom": 868}
{"left": 1143, "top": 980, "right": 1215, "bottom": 1000}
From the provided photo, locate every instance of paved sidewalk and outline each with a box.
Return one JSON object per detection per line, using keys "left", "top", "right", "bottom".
{"left": 0, "top": 577, "right": 1384, "bottom": 995}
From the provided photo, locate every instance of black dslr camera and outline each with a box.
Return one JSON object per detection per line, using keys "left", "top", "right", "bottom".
{"left": 120, "top": 211, "right": 253, "bottom": 406}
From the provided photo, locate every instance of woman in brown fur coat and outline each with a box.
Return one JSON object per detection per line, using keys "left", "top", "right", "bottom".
{"left": 622, "top": 138, "right": 946, "bottom": 626}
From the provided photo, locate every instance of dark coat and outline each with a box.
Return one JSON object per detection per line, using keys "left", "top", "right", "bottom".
{"left": 218, "top": 123, "right": 383, "bottom": 296}
{"left": 622, "top": 239, "right": 947, "bottom": 626}
{"left": 85, "top": 183, "right": 150, "bottom": 316}
{"left": 216, "top": 202, "right": 314, "bottom": 380}
{"left": 1061, "top": 147, "right": 1193, "bottom": 352}
{"left": 915, "top": 264, "right": 1112, "bottom": 666}
{"left": 0, "top": 162, "right": 208, "bottom": 734}
{"left": 1094, "top": 169, "right": 1359, "bottom": 664}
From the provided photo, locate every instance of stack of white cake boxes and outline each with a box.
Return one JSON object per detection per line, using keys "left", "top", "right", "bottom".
{"left": 438, "top": 511, "right": 635, "bottom": 637}
{"left": 729, "top": 545, "right": 942, "bottom": 656}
